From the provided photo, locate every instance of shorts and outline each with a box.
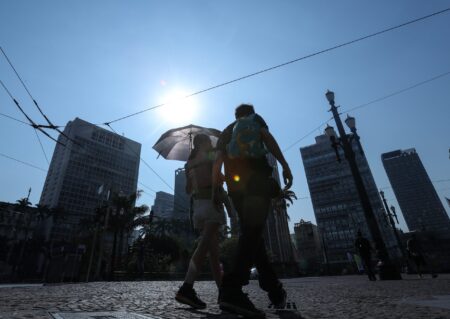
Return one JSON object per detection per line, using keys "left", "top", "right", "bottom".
{"left": 193, "top": 199, "right": 226, "bottom": 231}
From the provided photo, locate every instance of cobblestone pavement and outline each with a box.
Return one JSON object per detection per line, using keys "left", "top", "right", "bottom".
{"left": 0, "top": 275, "right": 449, "bottom": 319}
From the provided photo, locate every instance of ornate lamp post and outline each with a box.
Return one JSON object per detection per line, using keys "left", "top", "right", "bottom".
{"left": 379, "top": 191, "right": 405, "bottom": 260}
{"left": 324, "top": 90, "right": 401, "bottom": 280}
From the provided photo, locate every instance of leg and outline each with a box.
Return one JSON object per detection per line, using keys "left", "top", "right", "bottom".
{"left": 254, "top": 237, "right": 286, "bottom": 308}
{"left": 185, "top": 223, "right": 220, "bottom": 284}
{"left": 254, "top": 237, "right": 280, "bottom": 293}
{"left": 219, "top": 193, "right": 269, "bottom": 318}
{"left": 221, "top": 195, "right": 269, "bottom": 290}
{"left": 207, "top": 227, "right": 223, "bottom": 288}
{"left": 362, "top": 255, "right": 375, "bottom": 280}
{"left": 176, "top": 223, "right": 220, "bottom": 309}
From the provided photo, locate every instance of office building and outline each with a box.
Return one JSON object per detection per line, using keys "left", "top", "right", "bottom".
{"left": 301, "top": 135, "right": 398, "bottom": 272}
{"left": 39, "top": 118, "right": 141, "bottom": 241}
{"left": 293, "top": 219, "right": 323, "bottom": 274}
{"left": 382, "top": 148, "right": 450, "bottom": 237}
{"left": 173, "top": 168, "right": 190, "bottom": 220}
{"left": 151, "top": 191, "right": 174, "bottom": 219}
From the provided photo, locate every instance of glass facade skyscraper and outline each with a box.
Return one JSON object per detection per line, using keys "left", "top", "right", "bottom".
{"left": 301, "top": 135, "right": 398, "bottom": 271}
{"left": 382, "top": 148, "right": 450, "bottom": 238}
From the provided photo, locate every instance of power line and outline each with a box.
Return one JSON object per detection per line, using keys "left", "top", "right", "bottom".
{"left": 0, "top": 151, "right": 47, "bottom": 172}
{"left": 138, "top": 181, "right": 158, "bottom": 194}
{"left": 0, "top": 46, "right": 80, "bottom": 146}
{"left": 105, "top": 123, "right": 174, "bottom": 191}
{"left": 33, "top": 128, "right": 49, "bottom": 165}
{"left": 0, "top": 112, "right": 30, "bottom": 125}
{"left": 0, "top": 79, "right": 65, "bottom": 146}
{"left": 283, "top": 68, "right": 450, "bottom": 153}
{"left": 283, "top": 118, "right": 332, "bottom": 152}
{"left": 342, "top": 70, "right": 450, "bottom": 114}
{"left": 103, "top": 7, "right": 450, "bottom": 125}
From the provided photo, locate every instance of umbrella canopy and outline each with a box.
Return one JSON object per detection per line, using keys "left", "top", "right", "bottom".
{"left": 153, "top": 124, "right": 222, "bottom": 161}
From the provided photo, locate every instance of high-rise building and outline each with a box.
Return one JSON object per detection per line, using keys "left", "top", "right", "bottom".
{"left": 293, "top": 220, "right": 323, "bottom": 274}
{"left": 263, "top": 154, "right": 295, "bottom": 268}
{"left": 382, "top": 148, "right": 450, "bottom": 237}
{"left": 151, "top": 191, "right": 174, "bottom": 219}
{"left": 39, "top": 118, "right": 141, "bottom": 240}
{"left": 173, "top": 168, "right": 190, "bottom": 220}
{"left": 300, "top": 135, "right": 398, "bottom": 272}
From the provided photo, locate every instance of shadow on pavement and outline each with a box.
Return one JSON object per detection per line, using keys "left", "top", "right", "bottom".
{"left": 176, "top": 307, "right": 305, "bottom": 318}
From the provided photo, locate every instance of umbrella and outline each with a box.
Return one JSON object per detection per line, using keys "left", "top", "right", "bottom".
{"left": 153, "top": 124, "right": 221, "bottom": 161}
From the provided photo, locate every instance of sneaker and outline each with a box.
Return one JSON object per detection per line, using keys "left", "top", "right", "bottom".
{"left": 175, "top": 286, "right": 207, "bottom": 309}
{"left": 219, "top": 290, "right": 265, "bottom": 318}
{"left": 268, "top": 284, "right": 287, "bottom": 309}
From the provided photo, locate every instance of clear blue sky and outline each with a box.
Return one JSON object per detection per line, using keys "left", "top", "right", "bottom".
{"left": 1, "top": 0, "right": 449, "bottom": 233}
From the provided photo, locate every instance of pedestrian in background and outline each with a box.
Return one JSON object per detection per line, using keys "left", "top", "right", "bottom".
{"left": 406, "top": 233, "right": 437, "bottom": 279}
{"left": 354, "top": 231, "right": 376, "bottom": 281}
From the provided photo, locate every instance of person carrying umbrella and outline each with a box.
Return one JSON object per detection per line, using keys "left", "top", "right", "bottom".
{"left": 174, "top": 133, "right": 229, "bottom": 309}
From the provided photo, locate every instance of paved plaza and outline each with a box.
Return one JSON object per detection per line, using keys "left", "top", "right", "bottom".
{"left": 0, "top": 275, "right": 450, "bottom": 319}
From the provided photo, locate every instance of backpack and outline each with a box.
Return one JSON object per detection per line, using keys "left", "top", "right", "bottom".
{"left": 226, "top": 114, "right": 267, "bottom": 159}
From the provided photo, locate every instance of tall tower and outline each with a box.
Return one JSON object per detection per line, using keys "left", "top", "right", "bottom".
{"left": 263, "top": 154, "right": 295, "bottom": 268}
{"left": 173, "top": 168, "right": 190, "bottom": 220}
{"left": 300, "top": 135, "right": 398, "bottom": 272}
{"left": 151, "top": 191, "right": 174, "bottom": 219}
{"left": 293, "top": 220, "right": 323, "bottom": 274}
{"left": 382, "top": 149, "right": 450, "bottom": 238}
{"left": 39, "top": 118, "right": 141, "bottom": 240}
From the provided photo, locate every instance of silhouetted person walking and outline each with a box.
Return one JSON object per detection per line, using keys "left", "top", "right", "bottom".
{"left": 407, "top": 234, "right": 437, "bottom": 278}
{"left": 355, "top": 231, "right": 376, "bottom": 281}
{"left": 213, "top": 104, "right": 293, "bottom": 318}
{"left": 175, "top": 134, "right": 227, "bottom": 309}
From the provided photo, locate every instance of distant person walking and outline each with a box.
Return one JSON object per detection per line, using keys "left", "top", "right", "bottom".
{"left": 354, "top": 231, "right": 376, "bottom": 281}
{"left": 213, "top": 104, "right": 293, "bottom": 318}
{"left": 175, "top": 134, "right": 227, "bottom": 309}
{"left": 406, "top": 234, "right": 437, "bottom": 278}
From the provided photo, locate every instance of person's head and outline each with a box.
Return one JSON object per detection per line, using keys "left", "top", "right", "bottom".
{"left": 193, "top": 134, "right": 212, "bottom": 151}
{"left": 235, "top": 103, "right": 255, "bottom": 119}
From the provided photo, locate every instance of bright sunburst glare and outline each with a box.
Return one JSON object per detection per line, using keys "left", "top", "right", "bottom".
{"left": 158, "top": 89, "right": 199, "bottom": 125}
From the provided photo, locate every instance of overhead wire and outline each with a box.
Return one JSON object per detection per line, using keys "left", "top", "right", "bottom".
{"left": 283, "top": 69, "right": 450, "bottom": 153}
{"left": 103, "top": 7, "right": 450, "bottom": 126}
{"left": 0, "top": 46, "right": 81, "bottom": 147}
{"left": 0, "top": 79, "right": 65, "bottom": 146}
{"left": 33, "top": 128, "right": 49, "bottom": 165}
{"left": 0, "top": 112, "right": 30, "bottom": 125}
{"left": 342, "top": 70, "right": 450, "bottom": 114}
{"left": 105, "top": 123, "right": 174, "bottom": 191}
{"left": 0, "top": 151, "right": 47, "bottom": 172}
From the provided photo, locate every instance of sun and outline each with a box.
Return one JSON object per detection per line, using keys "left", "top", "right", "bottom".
{"left": 158, "top": 89, "right": 198, "bottom": 125}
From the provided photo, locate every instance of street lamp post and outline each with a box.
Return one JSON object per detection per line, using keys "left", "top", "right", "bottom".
{"left": 324, "top": 90, "right": 401, "bottom": 280}
{"left": 379, "top": 191, "right": 405, "bottom": 260}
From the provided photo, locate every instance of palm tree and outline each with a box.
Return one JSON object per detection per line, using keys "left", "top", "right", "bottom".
{"left": 109, "top": 190, "right": 149, "bottom": 276}
{"left": 13, "top": 197, "right": 34, "bottom": 277}
{"left": 16, "top": 197, "right": 32, "bottom": 208}
{"left": 273, "top": 189, "right": 297, "bottom": 222}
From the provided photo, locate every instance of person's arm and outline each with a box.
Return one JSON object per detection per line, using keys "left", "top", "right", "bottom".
{"left": 260, "top": 128, "right": 293, "bottom": 189}
{"left": 212, "top": 151, "right": 225, "bottom": 205}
